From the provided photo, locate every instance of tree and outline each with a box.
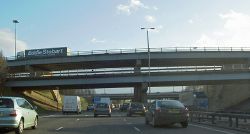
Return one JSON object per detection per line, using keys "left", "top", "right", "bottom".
{"left": 0, "top": 52, "right": 7, "bottom": 95}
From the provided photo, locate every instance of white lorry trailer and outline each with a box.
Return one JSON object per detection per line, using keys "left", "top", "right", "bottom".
{"left": 63, "top": 96, "right": 81, "bottom": 114}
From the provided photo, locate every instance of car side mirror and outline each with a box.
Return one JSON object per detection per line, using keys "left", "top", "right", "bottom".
{"left": 33, "top": 106, "right": 38, "bottom": 110}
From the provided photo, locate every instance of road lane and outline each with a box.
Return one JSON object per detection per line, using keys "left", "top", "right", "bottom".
{"left": 1, "top": 112, "right": 249, "bottom": 134}
{"left": 125, "top": 117, "right": 248, "bottom": 134}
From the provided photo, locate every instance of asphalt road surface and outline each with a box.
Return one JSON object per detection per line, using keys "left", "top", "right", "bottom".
{"left": 0, "top": 112, "right": 248, "bottom": 134}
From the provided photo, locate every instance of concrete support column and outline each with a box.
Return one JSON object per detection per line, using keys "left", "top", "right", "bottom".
{"left": 133, "top": 83, "right": 148, "bottom": 103}
{"left": 134, "top": 59, "right": 142, "bottom": 75}
{"left": 133, "top": 59, "right": 148, "bottom": 103}
{"left": 25, "top": 65, "right": 51, "bottom": 77}
{"left": 25, "top": 65, "right": 35, "bottom": 77}
{"left": 50, "top": 88, "right": 62, "bottom": 103}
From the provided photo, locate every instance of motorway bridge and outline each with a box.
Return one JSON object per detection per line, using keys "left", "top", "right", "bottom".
{"left": 5, "top": 47, "right": 250, "bottom": 102}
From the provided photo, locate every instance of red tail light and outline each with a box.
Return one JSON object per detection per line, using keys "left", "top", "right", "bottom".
{"left": 156, "top": 108, "right": 161, "bottom": 112}
{"left": 9, "top": 110, "right": 17, "bottom": 117}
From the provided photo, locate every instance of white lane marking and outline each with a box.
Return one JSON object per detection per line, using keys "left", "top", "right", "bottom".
{"left": 56, "top": 127, "right": 63, "bottom": 131}
{"left": 134, "top": 127, "right": 141, "bottom": 132}
{"left": 127, "top": 122, "right": 132, "bottom": 125}
{"left": 123, "top": 118, "right": 127, "bottom": 122}
{"left": 190, "top": 124, "right": 236, "bottom": 134}
{"left": 76, "top": 118, "right": 80, "bottom": 121}
{"left": 40, "top": 115, "right": 55, "bottom": 118}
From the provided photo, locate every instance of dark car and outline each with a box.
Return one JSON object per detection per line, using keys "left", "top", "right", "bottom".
{"left": 145, "top": 100, "right": 189, "bottom": 128}
{"left": 94, "top": 103, "right": 111, "bottom": 117}
{"left": 120, "top": 103, "right": 129, "bottom": 111}
{"left": 87, "top": 104, "right": 94, "bottom": 111}
{"left": 127, "top": 102, "right": 146, "bottom": 116}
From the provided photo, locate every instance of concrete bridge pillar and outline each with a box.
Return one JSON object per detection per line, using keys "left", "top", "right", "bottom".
{"left": 25, "top": 65, "right": 51, "bottom": 77}
{"left": 134, "top": 59, "right": 141, "bottom": 74}
{"left": 50, "top": 88, "right": 62, "bottom": 103}
{"left": 133, "top": 60, "right": 148, "bottom": 103}
{"left": 133, "top": 83, "right": 148, "bottom": 103}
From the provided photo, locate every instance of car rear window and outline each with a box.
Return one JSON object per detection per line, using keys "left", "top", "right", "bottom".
{"left": 96, "top": 103, "right": 108, "bottom": 108}
{"left": 0, "top": 98, "right": 14, "bottom": 108}
{"left": 158, "top": 100, "right": 184, "bottom": 109}
{"left": 131, "top": 103, "right": 143, "bottom": 108}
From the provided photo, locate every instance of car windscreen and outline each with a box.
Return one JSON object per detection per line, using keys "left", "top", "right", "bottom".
{"left": 0, "top": 98, "right": 14, "bottom": 108}
{"left": 96, "top": 103, "right": 108, "bottom": 108}
{"left": 158, "top": 100, "right": 184, "bottom": 109}
{"left": 131, "top": 103, "right": 143, "bottom": 108}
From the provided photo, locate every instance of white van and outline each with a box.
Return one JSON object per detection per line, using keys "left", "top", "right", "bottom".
{"left": 63, "top": 96, "right": 81, "bottom": 114}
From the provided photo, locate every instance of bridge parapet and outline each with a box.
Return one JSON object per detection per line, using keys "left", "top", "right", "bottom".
{"left": 6, "top": 47, "right": 250, "bottom": 61}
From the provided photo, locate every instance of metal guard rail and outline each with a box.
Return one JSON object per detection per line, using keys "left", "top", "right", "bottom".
{"left": 6, "top": 47, "right": 250, "bottom": 61}
{"left": 190, "top": 111, "right": 250, "bottom": 131}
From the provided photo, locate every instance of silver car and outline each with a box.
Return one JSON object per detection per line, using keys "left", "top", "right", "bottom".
{"left": 145, "top": 100, "right": 189, "bottom": 128}
{"left": 0, "top": 97, "right": 38, "bottom": 134}
{"left": 94, "top": 103, "right": 111, "bottom": 117}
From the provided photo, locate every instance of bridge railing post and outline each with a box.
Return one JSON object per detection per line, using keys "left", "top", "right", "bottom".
{"left": 198, "top": 113, "right": 201, "bottom": 122}
{"left": 229, "top": 116, "right": 233, "bottom": 127}
{"left": 235, "top": 117, "right": 239, "bottom": 128}
{"left": 212, "top": 115, "right": 215, "bottom": 124}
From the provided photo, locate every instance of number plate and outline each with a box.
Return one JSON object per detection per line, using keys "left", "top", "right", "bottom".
{"left": 169, "top": 109, "right": 180, "bottom": 113}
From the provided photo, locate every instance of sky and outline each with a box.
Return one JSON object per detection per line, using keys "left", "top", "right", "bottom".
{"left": 1, "top": 0, "right": 250, "bottom": 56}
{"left": 1, "top": 0, "right": 250, "bottom": 93}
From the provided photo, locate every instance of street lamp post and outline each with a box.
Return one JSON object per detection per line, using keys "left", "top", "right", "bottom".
{"left": 13, "top": 20, "right": 19, "bottom": 59}
{"left": 141, "top": 27, "right": 155, "bottom": 100}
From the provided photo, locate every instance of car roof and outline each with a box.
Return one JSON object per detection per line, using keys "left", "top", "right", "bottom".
{"left": 0, "top": 96, "right": 24, "bottom": 100}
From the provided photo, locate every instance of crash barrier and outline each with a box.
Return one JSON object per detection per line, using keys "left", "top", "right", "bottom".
{"left": 190, "top": 111, "right": 250, "bottom": 132}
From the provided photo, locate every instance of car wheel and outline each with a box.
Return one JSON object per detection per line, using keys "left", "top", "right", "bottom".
{"left": 145, "top": 117, "right": 149, "bottom": 125}
{"left": 181, "top": 121, "right": 188, "bottom": 128}
{"left": 152, "top": 116, "right": 157, "bottom": 128}
{"left": 32, "top": 117, "right": 38, "bottom": 129}
{"left": 15, "top": 119, "right": 24, "bottom": 134}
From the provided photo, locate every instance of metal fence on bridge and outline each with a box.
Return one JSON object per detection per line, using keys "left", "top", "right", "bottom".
{"left": 6, "top": 47, "right": 250, "bottom": 60}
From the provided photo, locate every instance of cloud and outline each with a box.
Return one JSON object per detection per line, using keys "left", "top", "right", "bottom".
{"left": 116, "top": 0, "right": 148, "bottom": 15}
{"left": 0, "top": 29, "right": 27, "bottom": 56}
{"left": 117, "top": 5, "right": 131, "bottom": 15}
{"left": 188, "top": 19, "right": 194, "bottom": 24}
{"left": 90, "top": 37, "right": 106, "bottom": 44}
{"left": 145, "top": 15, "right": 156, "bottom": 23}
{"left": 195, "top": 10, "right": 250, "bottom": 47}
{"left": 152, "top": 6, "right": 158, "bottom": 11}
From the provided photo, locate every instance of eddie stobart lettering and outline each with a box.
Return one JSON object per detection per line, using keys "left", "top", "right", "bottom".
{"left": 42, "top": 49, "right": 63, "bottom": 55}
{"left": 25, "top": 47, "right": 67, "bottom": 57}
{"left": 27, "top": 50, "right": 43, "bottom": 56}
